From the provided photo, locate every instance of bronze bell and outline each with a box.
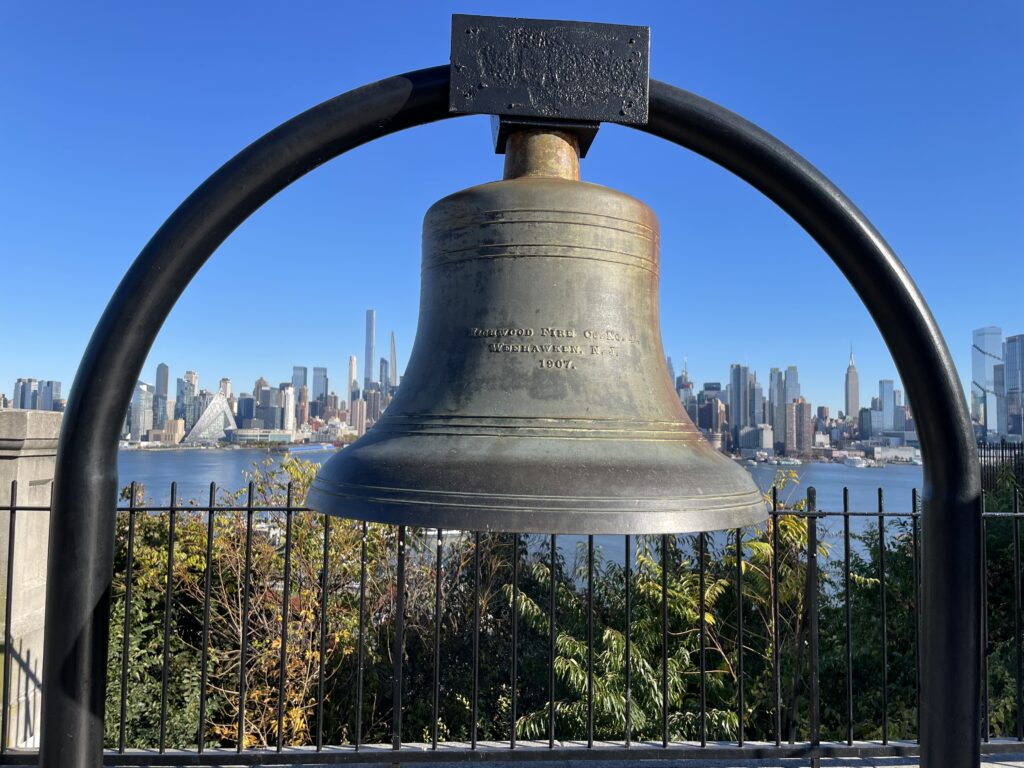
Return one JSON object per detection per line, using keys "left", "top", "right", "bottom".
{"left": 308, "top": 129, "right": 765, "bottom": 534}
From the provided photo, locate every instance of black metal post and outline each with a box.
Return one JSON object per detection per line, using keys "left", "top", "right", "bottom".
{"left": 41, "top": 62, "right": 978, "bottom": 768}
{"left": 1, "top": 482, "right": 16, "bottom": 753}
{"left": 276, "top": 485, "right": 293, "bottom": 752}
{"left": 878, "top": 488, "right": 889, "bottom": 744}
{"left": 197, "top": 483, "right": 215, "bottom": 753}
{"left": 158, "top": 483, "right": 177, "bottom": 753}
{"left": 117, "top": 482, "right": 136, "bottom": 754}
{"left": 843, "top": 487, "right": 853, "bottom": 745}
{"left": 393, "top": 525, "right": 406, "bottom": 751}
{"left": 806, "top": 489, "right": 820, "bottom": 747}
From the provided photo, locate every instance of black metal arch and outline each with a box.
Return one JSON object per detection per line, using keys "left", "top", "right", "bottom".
{"left": 41, "top": 65, "right": 979, "bottom": 768}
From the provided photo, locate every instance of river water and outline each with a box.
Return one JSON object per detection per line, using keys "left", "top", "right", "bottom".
{"left": 117, "top": 448, "right": 923, "bottom": 512}
{"left": 118, "top": 448, "right": 921, "bottom": 563}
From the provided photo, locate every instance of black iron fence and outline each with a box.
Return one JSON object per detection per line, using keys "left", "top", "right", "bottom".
{"left": 980, "top": 441, "right": 1024, "bottom": 490}
{"left": 0, "top": 460, "right": 1022, "bottom": 765}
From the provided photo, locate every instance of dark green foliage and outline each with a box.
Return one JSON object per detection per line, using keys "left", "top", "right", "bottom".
{"left": 104, "top": 461, "right": 1024, "bottom": 747}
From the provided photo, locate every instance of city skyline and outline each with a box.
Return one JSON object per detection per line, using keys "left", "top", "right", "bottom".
{"left": 12, "top": 323, "right": 1024, "bottom": 436}
{"left": 2, "top": 4, "right": 1020, "bottom": 421}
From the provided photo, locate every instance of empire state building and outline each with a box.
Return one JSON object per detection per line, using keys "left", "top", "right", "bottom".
{"left": 845, "top": 348, "right": 860, "bottom": 420}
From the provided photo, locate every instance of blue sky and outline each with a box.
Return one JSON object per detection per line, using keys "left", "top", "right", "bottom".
{"left": 2, "top": 2, "right": 1021, "bottom": 414}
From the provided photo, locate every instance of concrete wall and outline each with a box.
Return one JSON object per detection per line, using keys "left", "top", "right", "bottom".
{"left": 0, "top": 409, "right": 61, "bottom": 748}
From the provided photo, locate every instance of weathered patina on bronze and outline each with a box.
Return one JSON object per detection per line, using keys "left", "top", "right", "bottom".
{"left": 308, "top": 130, "right": 765, "bottom": 533}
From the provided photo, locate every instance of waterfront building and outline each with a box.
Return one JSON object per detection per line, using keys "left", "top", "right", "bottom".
{"left": 845, "top": 348, "right": 859, "bottom": 420}
{"left": 183, "top": 392, "right": 237, "bottom": 444}
{"left": 153, "top": 363, "right": 169, "bottom": 430}
{"left": 879, "top": 379, "right": 895, "bottom": 431}
{"left": 280, "top": 384, "right": 296, "bottom": 434}
{"left": 351, "top": 397, "right": 367, "bottom": 437}
{"left": 871, "top": 409, "right": 884, "bottom": 434}
{"left": 236, "top": 393, "right": 256, "bottom": 423}
{"left": 130, "top": 382, "right": 153, "bottom": 442}
{"left": 366, "top": 387, "right": 382, "bottom": 422}
{"left": 972, "top": 326, "right": 1004, "bottom": 437}
{"left": 749, "top": 374, "right": 764, "bottom": 427}
{"left": 37, "top": 381, "right": 61, "bottom": 412}
{"left": 768, "top": 368, "right": 783, "bottom": 430}
{"left": 697, "top": 397, "right": 726, "bottom": 433}
{"left": 229, "top": 427, "right": 292, "bottom": 445}
{"left": 1005, "top": 334, "right": 1023, "bottom": 437}
{"left": 256, "top": 385, "right": 283, "bottom": 430}
{"left": 297, "top": 385, "right": 310, "bottom": 427}
{"left": 859, "top": 407, "right": 873, "bottom": 439}
{"left": 312, "top": 367, "right": 328, "bottom": 405}
{"left": 728, "top": 364, "right": 750, "bottom": 443}
{"left": 737, "top": 424, "right": 773, "bottom": 452}
{"left": 347, "top": 356, "right": 358, "bottom": 416}
{"left": 780, "top": 366, "right": 800, "bottom": 451}
{"left": 13, "top": 379, "right": 37, "bottom": 410}
{"left": 784, "top": 396, "right": 813, "bottom": 456}
{"left": 784, "top": 366, "right": 801, "bottom": 408}
{"left": 675, "top": 359, "right": 693, "bottom": 401}
{"left": 895, "top": 404, "right": 908, "bottom": 432}
{"left": 364, "top": 309, "right": 376, "bottom": 390}
{"left": 149, "top": 417, "right": 184, "bottom": 445}
{"left": 795, "top": 398, "right": 813, "bottom": 455}
{"left": 816, "top": 406, "right": 829, "bottom": 432}
{"left": 174, "top": 377, "right": 199, "bottom": 432}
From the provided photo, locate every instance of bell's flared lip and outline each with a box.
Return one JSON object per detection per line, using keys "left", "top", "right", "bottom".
{"left": 305, "top": 481, "right": 768, "bottom": 535}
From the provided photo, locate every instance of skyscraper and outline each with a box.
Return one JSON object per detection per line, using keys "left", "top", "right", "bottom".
{"left": 728, "top": 364, "right": 750, "bottom": 442}
{"left": 281, "top": 384, "right": 296, "bottom": 434}
{"left": 13, "top": 378, "right": 37, "bottom": 409}
{"left": 253, "top": 377, "right": 269, "bottom": 403}
{"left": 379, "top": 358, "right": 389, "bottom": 394}
{"left": 1005, "top": 334, "right": 1024, "bottom": 437}
{"left": 219, "top": 378, "right": 232, "bottom": 397}
{"left": 768, "top": 367, "right": 783, "bottom": 441}
{"left": 879, "top": 379, "right": 895, "bottom": 431}
{"left": 365, "top": 309, "right": 376, "bottom": 389}
{"left": 292, "top": 366, "right": 308, "bottom": 393}
{"left": 749, "top": 373, "right": 764, "bottom": 426}
{"left": 297, "top": 384, "right": 309, "bottom": 427}
{"left": 347, "top": 355, "right": 358, "bottom": 412}
{"left": 784, "top": 366, "right": 800, "bottom": 407}
{"left": 312, "top": 367, "right": 328, "bottom": 403}
{"left": 972, "top": 326, "right": 1004, "bottom": 436}
{"left": 845, "top": 348, "right": 859, "bottom": 421}
{"left": 184, "top": 370, "right": 199, "bottom": 396}
{"left": 175, "top": 377, "right": 199, "bottom": 431}
{"left": 154, "top": 363, "right": 169, "bottom": 430}
{"left": 130, "top": 382, "right": 154, "bottom": 442}
{"left": 784, "top": 397, "right": 813, "bottom": 456}
{"left": 389, "top": 332, "right": 398, "bottom": 388}
{"left": 37, "top": 380, "right": 61, "bottom": 411}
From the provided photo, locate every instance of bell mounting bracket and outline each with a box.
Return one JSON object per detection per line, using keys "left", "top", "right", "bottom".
{"left": 449, "top": 14, "right": 650, "bottom": 157}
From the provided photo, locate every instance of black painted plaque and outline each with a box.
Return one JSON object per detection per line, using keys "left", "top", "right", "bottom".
{"left": 450, "top": 14, "right": 650, "bottom": 125}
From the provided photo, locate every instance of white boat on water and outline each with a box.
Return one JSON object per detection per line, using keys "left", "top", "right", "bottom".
{"left": 844, "top": 456, "right": 868, "bottom": 468}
